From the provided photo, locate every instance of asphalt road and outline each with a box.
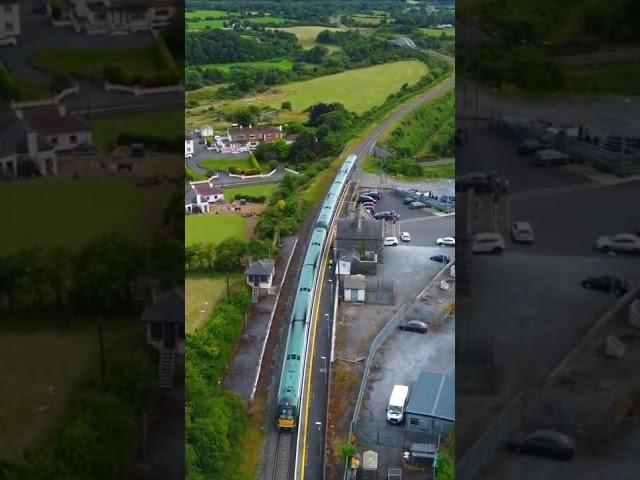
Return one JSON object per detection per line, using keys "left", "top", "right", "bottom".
{"left": 298, "top": 68, "right": 454, "bottom": 480}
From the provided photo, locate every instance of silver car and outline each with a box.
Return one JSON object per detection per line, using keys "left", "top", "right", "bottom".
{"left": 511, "top": 221, "right": 534, "bottom": 243}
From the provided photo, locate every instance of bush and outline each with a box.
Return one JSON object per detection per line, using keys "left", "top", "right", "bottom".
{"left": 103, "top": 66, "right": 135, "bottom": 86}
{"left": 268, "top": 159, "right": 278, "bottom": 171}
{"left": 116, "top": 133, "right": 182, "bottom": 152}
{"left": 228, "top": 167, "right": 260, "bottom": 176}
{"left": 233, "top": 194, "right": 266, "bottom": 203}
{"left": 0, "top": 62, "right": 19, "bottom": 100}
{"left": 49, "top": 73, "right": 73, "bottom": 94}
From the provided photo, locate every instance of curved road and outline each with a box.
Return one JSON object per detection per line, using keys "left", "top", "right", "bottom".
{"left": 297, "top": 66, "right": 454, "bottom": 480}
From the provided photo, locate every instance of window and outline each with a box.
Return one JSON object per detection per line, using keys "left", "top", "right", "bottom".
{"left": 5, "top": 21, "right": 13, "bottom": 31}
{"left": 50, "top": 137, "right": 58, "bottom": 145}
{"left": 4, "top": 5, "right": 12, "bottom": 13}
{"left": 70, "top": 135, "right": 77, "bottom": 143}
{"left": 410, "top": 418, "right": 419, "bottom": 426}
{"left": 150, "top": 323, "right": 162, "bottom": 339}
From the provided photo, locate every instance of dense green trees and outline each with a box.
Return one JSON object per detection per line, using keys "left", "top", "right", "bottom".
{"left": 185, "top": 238, "right": 275, "bottom": 271}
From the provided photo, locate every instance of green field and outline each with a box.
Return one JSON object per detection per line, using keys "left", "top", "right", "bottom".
{"left": 420, "top": 27, "right": 455, "bottom": 37}
{"left": 211, "top": 60, "right": 429, "bottom": 115}
{"left": 185, "top": 9, "right": 228, "bottom": 19}
{"left": 89, "top": 109, "right": 183, "bottom": 150}
{"left": 274, "top": 26, "right": 346, "bottom": 49}
{"left": 187, "top": 13, "right": 287, "bottom": 30}
{"left": 563, "top": 62, "right": 640, "bottom": 95}
{"left": 198, "top": 157, "right": 253, "bottom": 172}
{"left": 185, "top": 272, "right": 244, "bottom": 333}
{"left": 0, "top": 179, "right": 142, "bottom": 254}
{"left": 222, "top": 183, "right": 278, "bottom": 201}
{"left": 32, "top": 46, "right": 160, "bottom": 77}
{"left": 0, "top": 318, "right": 141, "bottom": 462}
{"left": 351, "top": 14, "right": 392, "bottom": 25}
{"left": 186, "top": 214, "right": 246, "bottom": 246}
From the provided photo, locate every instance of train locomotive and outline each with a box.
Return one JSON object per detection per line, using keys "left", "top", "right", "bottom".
{"left": 276, "top": 154, "right": 357, "bottom": 430}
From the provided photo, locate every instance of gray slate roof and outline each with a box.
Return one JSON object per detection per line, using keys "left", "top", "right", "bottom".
{"left": 140, "top": 289, "right": 184, "bottom": 324}
{"left": 406, "top": 371, "right": 455, "bottom": 422}
{"left": 336, "top": 215, "right": 382, "bottom": 240}
{"left": 0, "top": 110, "right": 53, "bottom": 158}
{"left": 245, "top": 259, "right": 275, "bottom": 276}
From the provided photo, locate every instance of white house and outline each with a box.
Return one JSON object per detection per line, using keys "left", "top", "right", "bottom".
{"left": 0, "top": 0, "right": 20, "bottom": 45}
{"left": 16, "top": 104, "right": 92, "bottom": 153}
{"left": 184, "top": 181, "right": 224, "bottom": 214}
{"left": 213, "top": 125, "right": 283, "bottom": 153}
{"left": 343, "top": 274, "right": 366, "bottom": 303}
{"left": 185, "top": 133, "right": 194, "bottom": 158}
{"left": 1, "top": 109, "right": 58, "bottom": 178}
{"left": 200, "top": 125, "right": 214, "bottom": 137}
{"left": 49, "top": 0, "right": 179, "bottom": 35}
{"left": 245, "top": 259, "right": 275, "bottom": 290}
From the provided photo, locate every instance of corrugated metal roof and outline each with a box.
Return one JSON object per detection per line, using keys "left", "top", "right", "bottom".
{"left": 406, "top": 371, "right": 455, "bottom": 422}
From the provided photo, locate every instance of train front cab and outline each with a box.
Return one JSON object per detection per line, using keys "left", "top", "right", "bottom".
{"left": 278, "top": 399, "right": 297, "bottom": 430}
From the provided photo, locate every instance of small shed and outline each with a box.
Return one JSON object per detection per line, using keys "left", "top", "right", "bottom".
{"left": 343, "top": 274, "right": 365, "bottom": 303}
{"left": 140, "top": 289, "right": 185, "bottom": 354}
{"left": 245, "top": 259, "right": 275, "bottom": 289}
{"left": 406, "top": 371, "right": 455, "bottom": 434}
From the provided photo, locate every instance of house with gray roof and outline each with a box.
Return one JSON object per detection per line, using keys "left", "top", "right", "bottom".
{"left": 343, "top": 274, "right": 365, "bottom": 303}
{"left": 184, "top": 181, "right": 224, "bottom": 214}
{"left": 245, "top": 259, "right": 275, "bottom": 289}
{"left": 406, "top": 370, "right": 455, "bottom": 434}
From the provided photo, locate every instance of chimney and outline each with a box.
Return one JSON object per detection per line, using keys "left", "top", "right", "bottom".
{"left": 27, "top": 131, "right": 38, "bottom": 156}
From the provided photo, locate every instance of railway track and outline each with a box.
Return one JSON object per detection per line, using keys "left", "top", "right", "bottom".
{"left": 270, "top": 432, "right": 294, "bottom": 480}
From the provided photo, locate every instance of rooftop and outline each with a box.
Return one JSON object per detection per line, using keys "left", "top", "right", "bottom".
{"left": 192, "top": 182, "right": 222, "bottom": 197}
{"left": 245, "top": 259, "right": 275, "bottom": 276}
{"left": 406, "top": 370, "right": 455, "bottom": 422}
{"left": 140, "top": 289, "right": 184, "bottom": 324}
{"left": 343, "top": 274, "right": 366, "bottom": 290}
{"left": 228, "top": 125, "right": 281, "bottom": 136}
{"left": 21, "top": 105, "right": 89, "bottom": 136}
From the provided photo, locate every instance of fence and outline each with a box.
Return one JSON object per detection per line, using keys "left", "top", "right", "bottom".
{"left": 344, "top": 304, "right": 409, "bottom": 480}
{"left": 493, "top": 116, "right": 640, "bottom": 176}
{"left": 456, "top": 392, "right": 527, "bottom": 480}
{"left": 353, "top": 423, "right": 439, "bottom": 450}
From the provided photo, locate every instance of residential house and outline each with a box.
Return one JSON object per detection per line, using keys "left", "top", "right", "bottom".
{"left": 343, "top": 274, "right": 366, "bottom": 303}
{"left": 336, "top": 213, "right": 383, "bottom": 274}
{"left": 405, "top": 370, "right": 455, "bottom": 434}
{"left": 16, "top": 104, "right": 92, "bottom": 153}
{"left": 185, "top": 132, "right": 194, "bottom": 158}
{"left": 0, "top": 109, "right": 57, "bottom": 178}
{"left": 0, "top": 0, "right": 19, "bottom": 46}
{"left": 184, "top": 181, "right": 224, "bottom": 214}
{"left": 199, "top": 125, "right": 214, "bottom": 137}
{"left": 140, "top": 288, "right": 185, "bottom": 389}
{"left": 51, "top": 0, "right": 179, "bottom": 34}
{"left": 213, "top": 125, "right": 283, "bottom": 153}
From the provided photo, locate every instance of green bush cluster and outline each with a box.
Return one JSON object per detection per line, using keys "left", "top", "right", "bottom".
{"left": 185, "top": 238, "right": 275, "bottom": 271}
{"left": 233, "top": 194, "right": 266, "bottom": 203}
{"left": 0, "top": 61, "right": 19, "bottom": 100}
{"left": 103, "top": 66, "right": 180, "bottom": 88}
{"left": 117, "top": 133, "right": 182, "bottom": 152}
{"left": 228, "top": 166, "right": 261, "bottom": 176}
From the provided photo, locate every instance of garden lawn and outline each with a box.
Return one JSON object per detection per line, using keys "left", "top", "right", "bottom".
{"left": 185, "top": 272, "right": 244, "bottom": 333}
{"left": 420, "top": 27, "right": 455, "bottom": 37}
{"left": 274, "top": 26, "right": 346, "bottom": 49}
{"left": 32, "top": 46, "right": 159, "bottom": 77}
{"left": 0, "top": 318, "right": 142, "bottom": 462}
{"left": 186, "top": 214, "right": 246, "bottom": 246}
{"left": 0, "top": 178, "right": 142, "bottom": 254}
{"left": 222, "top": 183, "right": 277, "bottom": 201}
{"left": 89, "top": 108, "right": 183, "bottom": 150}
{"left": 213, "top": 60, "right": 429, "bottom": 115}
{"left": 185, "top": 9, "right": 228, "bottom": 19}
{"left": 198, "top": 157, "right": 253, "bottom": 172}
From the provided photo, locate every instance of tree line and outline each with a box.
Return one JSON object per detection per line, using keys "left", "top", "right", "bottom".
{"left": 185, "top": 238, "right": 276, "bottom": 271}
{"left": 0, "top": 235, "right": 183, "bottom": 315}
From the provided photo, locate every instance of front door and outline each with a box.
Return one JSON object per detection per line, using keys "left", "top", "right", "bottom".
{"left": 164, "top": 324, "right": 176, "bottom": 349}
{"left": 351, "top": 289, "right": 358, "bottom": 302}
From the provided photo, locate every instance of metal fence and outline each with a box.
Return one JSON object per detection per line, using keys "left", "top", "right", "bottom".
{"left": 456, "top": 392, "right": 527, "bottom": 480}
{"left": 354, "top": 423, "right": 440, "bottom": 450}
{"left": 493, "top": 116, "right": 640, "bottom": 176}
{"left": 344, "top": 304, "right": 409, "bottom": 480}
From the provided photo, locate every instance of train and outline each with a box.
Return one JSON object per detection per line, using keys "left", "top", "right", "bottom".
{"left": 276, "top": 154, "right": 357, "bottom": 430}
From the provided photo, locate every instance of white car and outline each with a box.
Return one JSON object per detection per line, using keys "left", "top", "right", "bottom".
{"left": 595, "top": 233, "right": 640, "bottom": 253}
{"left": 511, "top": 221, "right": 534, "bottom": 243}
{"left": 450, "top": 264, "right": 455, "bottom": 278}
{"left": 436, "top": 236, "right": 455, "bottom": 246}
{"left": 401, "top": 232, "right": 411, "bottom": 242}
{"left": 472, "top": 232, "right": 505, "bottom": 254}
{"left": 185, "top": 154, "right": 193, "bottom": 159}
{"left": 384, "top": 236, "right": 399, "bottom": 247}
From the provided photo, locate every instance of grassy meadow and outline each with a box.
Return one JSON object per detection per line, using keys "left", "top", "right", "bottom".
{"left": 185, "top": 214, "right": 246, "bottom": 246}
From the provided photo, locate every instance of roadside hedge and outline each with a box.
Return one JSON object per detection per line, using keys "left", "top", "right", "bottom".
{"left": 228, "top": 166, "right": 261, "bottom": 176}
{"left": 233, "top": 194, "right": 266, "bottom": 203}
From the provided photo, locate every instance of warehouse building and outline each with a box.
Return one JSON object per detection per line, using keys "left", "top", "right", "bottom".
{"left": 406, "top": 371, "right": 455, "bottom": 435}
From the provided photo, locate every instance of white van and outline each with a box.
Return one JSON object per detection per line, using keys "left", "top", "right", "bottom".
{"left": 386, "top": 385, "right": 409, "bottom": 424}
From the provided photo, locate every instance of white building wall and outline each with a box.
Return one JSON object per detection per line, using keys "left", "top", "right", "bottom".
{"left": 185, "top": 140, "right": 194, "bottom": 155}
{"left": 0, "top": 2, "right": 20, "bottom": 40}
{"left": 44, "top": 130, "right": 92, "bottom": 152}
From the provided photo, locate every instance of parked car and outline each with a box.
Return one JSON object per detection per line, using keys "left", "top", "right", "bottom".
{"left": 361, "top": 191, "right": 381, "bottom": 200}
{"left": 507, "top": 430, "right": 575, "bottom": 461}
{"left": 358, "top": 195, "right": 376, "bottom": 204}
{"left": 472, "top": 233, "right": 505, "bottom": 254}
{"left": 582, "top": 275, "right": 630, "bottom": 296}
{"left": 517, "top": 139, "right": 549, "bottom": 155}
{"left": 401, "top": 232, "right": 411, "bottom": 242}
{"left": 436, "top": 237, "right": 455, "bottom": 247}
{"left": 374, "top": 211, "right": 400, "bottom": 221}
{"left": 384, "top": 236, "right": 399, "bottom": 247}
{"left": 595, "top": 233, "right": 640, "bottom": 253}
{"left": 409, "top": 201, "right": 426, "bottom": 209}
{"left": 430, "top": 254, "right": 451, "bottom": 264}
{"left": 398, "top": 320, "right": 427, "bottom": 334}
{"left": 402, "top": 197, "right": 415, "bottom": 205}
{"left": 511, "top": 221, "right": 535, "bottom": 243}
{"left": 361, "top": 202, "right": 376, "bottom": 209}
{"left": 529, "top": 149, "right": 572, "bottom": 166}
{"left": 456, "top": 171, "right": 508, "bottom": 194}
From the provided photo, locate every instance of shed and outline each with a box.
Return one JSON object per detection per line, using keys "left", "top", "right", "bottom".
{"left": 140, "top": 289, "right": 185, "bottom": 354}
{"left": 343, "top": 274, "right": 365, "bottom": 303}
{"left": 245, "top": 259, "right": 275, "bottom": 289}
{"left": 405, "top": 371, "right": 455, "bottom": 434}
